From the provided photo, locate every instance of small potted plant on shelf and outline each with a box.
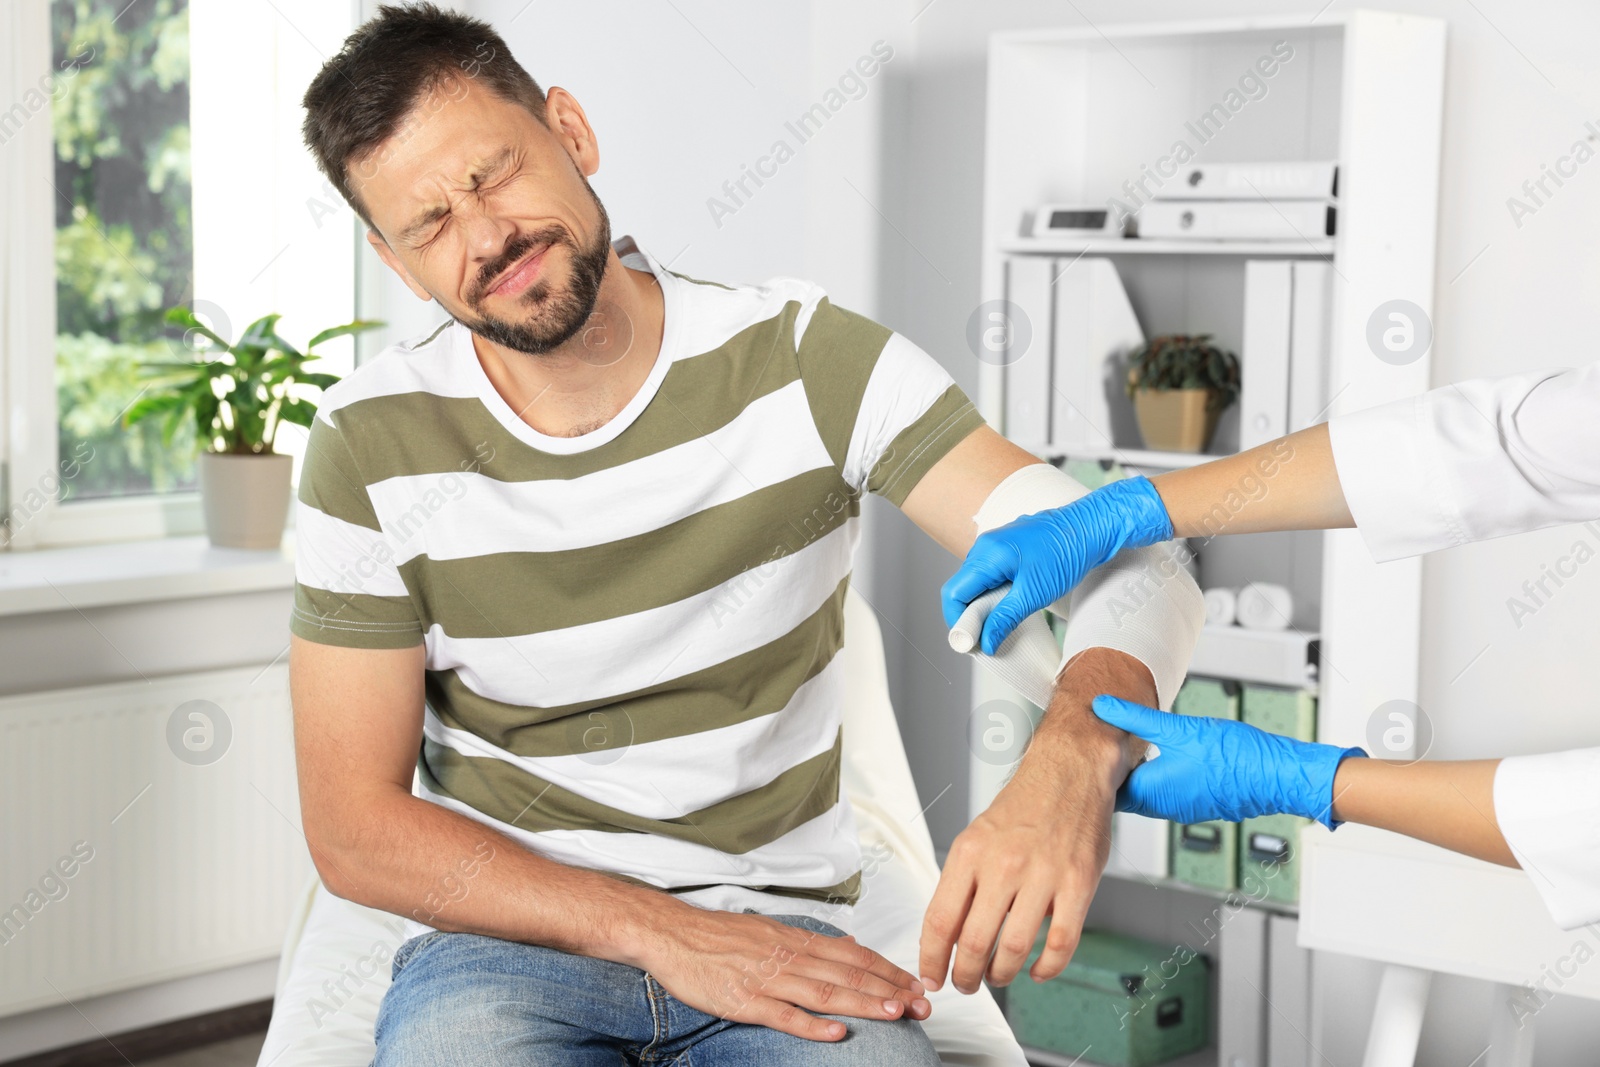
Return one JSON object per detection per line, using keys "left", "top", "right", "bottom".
{"left": 1124, "top": 333, "right": 1241, "bottom": 453}
{"left": 124, "top": 308, "right": 384, "bottom": 549}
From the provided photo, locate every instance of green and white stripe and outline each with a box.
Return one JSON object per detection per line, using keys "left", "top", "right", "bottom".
{"left": 290, "top": 238, "right": 983, "bottom": 935}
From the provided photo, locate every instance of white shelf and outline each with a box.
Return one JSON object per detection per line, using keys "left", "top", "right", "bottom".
{"left": 1000, "top": 237, "right": 1335, "bottom": 257}
{"left": 1189, "top": 626, "right": 1319, "bottom": 692}
{"left": 1102, "top": 868, "right": 1300, "bottom": 917}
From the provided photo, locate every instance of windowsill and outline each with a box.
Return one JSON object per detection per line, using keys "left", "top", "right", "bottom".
{"left": 0, "top": 533, "right": 296, "bottom": 618}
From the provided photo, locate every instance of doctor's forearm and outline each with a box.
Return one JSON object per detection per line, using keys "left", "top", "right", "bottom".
{"left": 1330, "top": 757, "right": 1517, "bottom": 867}
{"left": 1150, "top": 423, "right": 1354, "bottom": 539}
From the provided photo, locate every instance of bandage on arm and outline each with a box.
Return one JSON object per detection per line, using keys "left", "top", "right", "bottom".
{"left": 948, "top": 463, "right": 1205, "bottom": 711}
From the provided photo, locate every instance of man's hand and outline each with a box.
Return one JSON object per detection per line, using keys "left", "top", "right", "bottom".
{"left": 919, "top": 647, "right": 1154, "bottom": 993}
{"left": 633, "top": 900, "right": 931, "bottom": 1042}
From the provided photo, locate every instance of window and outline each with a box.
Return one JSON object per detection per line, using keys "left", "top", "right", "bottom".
{"left": 53, "top": 0, "right": 199, "bottom": 501}
{"left": 1, "top": 0, "right": 359, "bottom": 549}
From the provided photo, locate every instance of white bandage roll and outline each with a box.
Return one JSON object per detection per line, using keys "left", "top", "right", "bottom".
{"left": 959, "top": 462, "right": 1206, "bottom": 712}
{"left": 947, "top": 584, "right": 1062, "bottom": 710}
{"left": 1202, "top": 587, "right": 1238, "bottom": 627}
{"left": 1236, "top": 581, "right": 1294, "bottom": 631}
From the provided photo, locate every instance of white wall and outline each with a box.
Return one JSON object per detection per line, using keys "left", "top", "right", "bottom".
{"left": 365, "top": 1, "right": 1600, "bottom": 1061}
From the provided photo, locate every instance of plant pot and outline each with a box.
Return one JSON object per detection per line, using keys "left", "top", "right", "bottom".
{"left": 198, "top": 452, "right": 293, "bottom": 549}
{"left": 1131, "top": 387, "right": 1223, "bottom": 453}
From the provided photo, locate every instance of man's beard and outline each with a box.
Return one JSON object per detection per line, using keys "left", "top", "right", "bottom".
{"left": 458, "top": 182, "right": 612, "bottom": 355}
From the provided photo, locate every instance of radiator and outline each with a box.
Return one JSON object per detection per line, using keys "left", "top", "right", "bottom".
{"left": 0, "top": 664, "right": 311, "bottom": 1017}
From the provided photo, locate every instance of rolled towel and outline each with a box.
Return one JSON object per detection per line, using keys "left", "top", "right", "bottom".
{"left": 1236, "top": 581, "right": 1294, "bottom": 631}
{"left": 948, "top": 584, "right": 1063, "bottom": 710}
{"left": 1202, "top": 586, "right": 1238, "bottom": 627}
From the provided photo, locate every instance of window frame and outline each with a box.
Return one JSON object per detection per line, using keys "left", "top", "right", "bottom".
{"left": 1, "top": 0, "right": 360, "bottom": 552}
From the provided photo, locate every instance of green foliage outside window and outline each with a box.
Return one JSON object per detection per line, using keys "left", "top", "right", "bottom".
{"left": 52, "top": 0, "right": 196, "bottom": 499}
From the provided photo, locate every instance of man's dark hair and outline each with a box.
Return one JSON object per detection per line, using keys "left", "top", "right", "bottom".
{"left": 301, "top": 2, "right": 546, "bottom": 233}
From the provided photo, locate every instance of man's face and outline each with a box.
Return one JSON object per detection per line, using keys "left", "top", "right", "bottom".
{"left": 355, "top": 77, "right": 611, "bottom": 355}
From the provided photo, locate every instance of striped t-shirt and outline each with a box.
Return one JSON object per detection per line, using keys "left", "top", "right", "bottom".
{"left": 290, "top": 236, "right": 985, "bottom": 939}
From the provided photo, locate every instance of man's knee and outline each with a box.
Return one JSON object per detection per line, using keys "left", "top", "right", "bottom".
{"left": 826, "top": 1016, "right": 942, "bottom": 1066}
{"left": 373, "top": 932, "right": 635, "bottom": 1065}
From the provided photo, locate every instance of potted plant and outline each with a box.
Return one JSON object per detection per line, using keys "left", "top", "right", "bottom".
{"left": 124, "top": 308, "right": 384, "bottom": 549}
{"left": 1124, "top": 333, "right": 1241, "bottom": 453}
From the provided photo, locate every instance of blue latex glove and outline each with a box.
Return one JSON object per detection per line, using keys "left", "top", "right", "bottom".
{"left": 941, "top": 475, "right": 1175, "bottom": 654}
{"left": 1091, "top": 695, "right": 1368, "bottom": 829}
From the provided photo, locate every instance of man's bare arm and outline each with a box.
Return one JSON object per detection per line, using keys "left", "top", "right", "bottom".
{"left": 290, "top": 635, "right": 929, "bottom": 1040}
{"left": 898, "top": 424, "right": 1037, "bottom": 557}
{"left": 292, "top": 636, "right": 676, "bottom": 955}
{"left": 899, "top": 426, "right": 1173, "bottom": 990}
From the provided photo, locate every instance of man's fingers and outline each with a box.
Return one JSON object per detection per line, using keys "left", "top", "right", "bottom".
{"left": 918, "top": 860, "right": 977, "bottom": 992}
{"left": 809, "top": 933, "right": 925, "bottom": 999}
{"left": 768, "top": 971, "right": 922, "bottom": 1024}
{"left": 948, "top": 879, "right": 1016, "bottom": 995}
{"left": 983, "top": 883, "right": 1053, "bottom": 988}
{"left": 796, "top": 954, "right": 926, "bottom": 1016}
{"left": 742, "top": 995, "right": 848, "bottom": 1042}
{"left": 1029, "top": 887, "right": 1093, "bottom": 982}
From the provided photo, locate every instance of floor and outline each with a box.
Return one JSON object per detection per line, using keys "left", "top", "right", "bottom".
{"left": 138, "top": 1033, "right": 266, "bottom": 1067}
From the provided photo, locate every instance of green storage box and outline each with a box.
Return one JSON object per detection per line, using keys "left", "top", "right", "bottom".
{"left": 1168, "top": 677, "right": 1241, "bottom": 891}
{"left": 1241, "top": 685, "right": 1316, "bottom": 741}
{"left": 1170, "top": 819, "right": 1237, "bottom": 891}
{"left": 1008, "top": 927, "right": 1210, "bottom": 1067}
{"left": 1173, "top": 676, "right": 1240, "bottom": 721}
{"left": 1239, "top": 812, "right": 1310, "bottom": 904}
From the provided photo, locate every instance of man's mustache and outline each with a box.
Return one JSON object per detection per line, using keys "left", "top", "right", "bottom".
{"left": 472, "top": 228, "right": 570, "bottom": 303}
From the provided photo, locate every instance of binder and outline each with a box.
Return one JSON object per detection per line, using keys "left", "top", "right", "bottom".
{"left": 1136, "top": 200, "right": 1335, "bottom": 241}
{"left": 1050, "top": 257, "right": 1144, "bottom": 453}
{"left": 1267, "top": 915, "right": 1314, "bottom": 1067}
{"left": 1240, "top": 261, "right": 1293, "bottom": 450}
{"left": 1218, "top": 905, "right": 1268, "bottom": 1067}
{"left": 1002, "top": 256, "right": 1054, "bottom": 446}
{"left": 1157, "top": 161, "right": 1338, "bottom": 201}
{"left": 1288, "top": 260, "right": 1333, "bottom": 431}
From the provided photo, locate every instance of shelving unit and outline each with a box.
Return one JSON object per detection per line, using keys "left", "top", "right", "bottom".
{"left": 999, "top": 237, "right": 1336, "bottom": 257}
{"left": 1101, "top": 868, "right": 1300, "bottom": 919}
{"left": 969, "top": 12, "right": 1445, "bottom": 1067}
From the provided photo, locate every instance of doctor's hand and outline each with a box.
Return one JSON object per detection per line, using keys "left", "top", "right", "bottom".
{"left": 919, "top": 648, "right": 1153, "bottom": 995}
{"left": 1091, "top": 695, "right": 1367, "bottom": 827}
{"left": 941, "top": 476, "right": 1174, "bottom": 655}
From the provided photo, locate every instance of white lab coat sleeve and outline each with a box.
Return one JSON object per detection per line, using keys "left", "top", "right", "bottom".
{"left": 1326, "top": 362, "right": 1600, "bottom": 562}
{"left": 1493, "top": 748, "right": 1600, "bottom": 930}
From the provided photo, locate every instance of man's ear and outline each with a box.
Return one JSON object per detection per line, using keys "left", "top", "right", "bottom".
{"left": 543, "top": 86, "right": 600, "bottom": 180}
{"left": 367, "top": 228, "right": 433, "bottom": 303}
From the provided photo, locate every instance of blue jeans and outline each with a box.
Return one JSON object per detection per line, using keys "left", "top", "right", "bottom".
{"left": 372, "top": 911, "right": 942, "bottom": 1065}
